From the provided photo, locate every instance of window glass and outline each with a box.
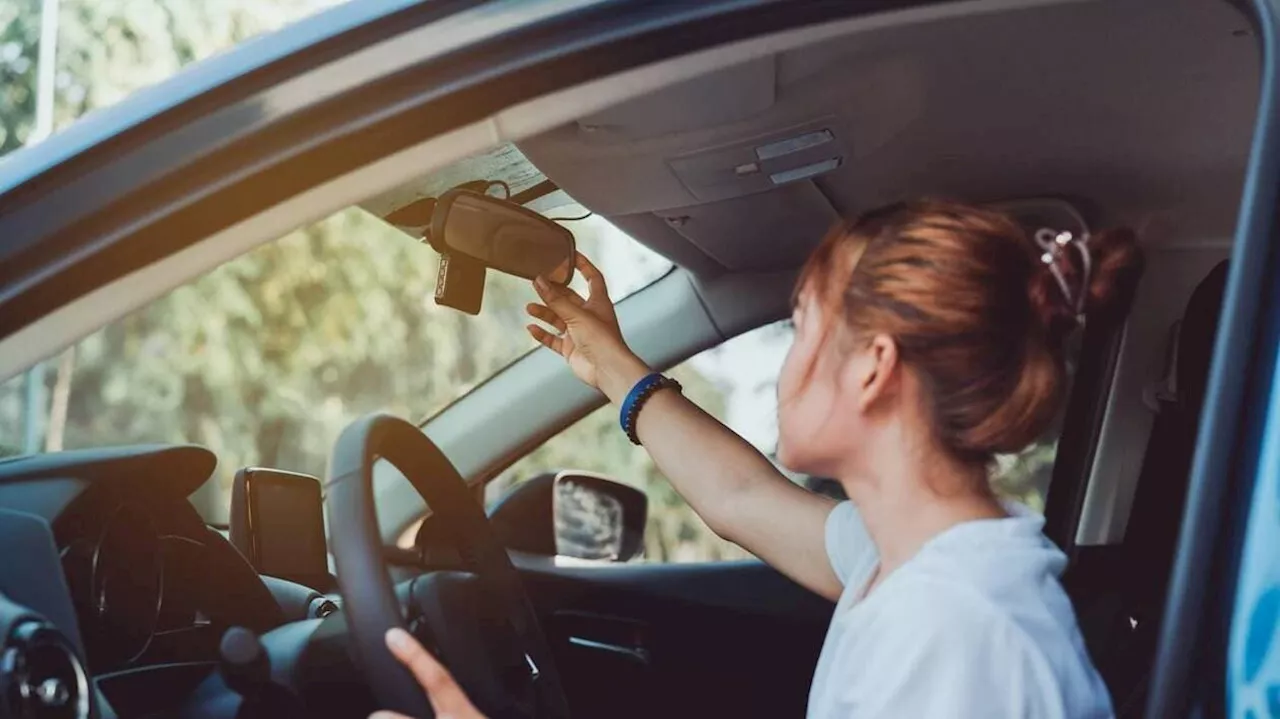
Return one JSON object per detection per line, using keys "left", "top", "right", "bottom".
{"left": 489, "top": 320, "right": 1064, "bottom": 563}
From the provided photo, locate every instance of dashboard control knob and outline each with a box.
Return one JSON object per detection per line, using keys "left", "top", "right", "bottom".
{"left": 216, "top": 627, "right": 304, "bottom": 718}
{"left": 307, "top": 596, "right": 339, "bottom": 619}
{"left": 218, "top": 627, "right": 269, "bottom": 698}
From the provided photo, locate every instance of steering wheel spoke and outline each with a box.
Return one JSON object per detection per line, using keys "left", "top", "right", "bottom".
{"left": 326, "top": 413, "right": 569, "bottom": 719}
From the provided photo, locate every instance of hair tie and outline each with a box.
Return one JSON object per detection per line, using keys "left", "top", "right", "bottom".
{"left": 1034, "top": 228, "right": 1092, "bottom": 318}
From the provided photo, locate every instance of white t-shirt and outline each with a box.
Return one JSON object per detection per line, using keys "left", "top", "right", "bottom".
{"left": 806, "top": 501, "right": 1114, "bottom": 718}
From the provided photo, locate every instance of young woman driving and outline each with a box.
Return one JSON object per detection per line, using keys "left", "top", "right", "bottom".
{"left": 374, "top": 199, "right": 1141, "bottom": 718}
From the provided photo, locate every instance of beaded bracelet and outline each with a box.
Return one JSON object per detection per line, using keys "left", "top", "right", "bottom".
{"left": 619, "top": 373, "right": 683, "bottom": 445}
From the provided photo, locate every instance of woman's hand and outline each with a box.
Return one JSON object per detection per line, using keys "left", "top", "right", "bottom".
{"left": 370, "top": 628, "right": 485, "bottom": 719}
{"left": 526, "top": 253, "right": 650, "bottom": 404}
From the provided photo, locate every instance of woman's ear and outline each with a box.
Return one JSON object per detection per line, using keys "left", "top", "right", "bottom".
{"left": 852, "top": 334, "right": 900, "bottom": 411}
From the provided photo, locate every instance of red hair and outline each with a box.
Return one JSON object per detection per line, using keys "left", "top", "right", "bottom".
{"left": 796, "top": 200, "right": 1143, "bottom": 462}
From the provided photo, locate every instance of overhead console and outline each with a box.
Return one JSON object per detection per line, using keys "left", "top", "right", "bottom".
{"left": 665, "top": 119, "right": 846, "bottom": 203}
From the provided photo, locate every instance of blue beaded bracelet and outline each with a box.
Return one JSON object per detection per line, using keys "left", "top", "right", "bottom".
{"left": 619, "top": 373, "right": 682, "bottom": 445}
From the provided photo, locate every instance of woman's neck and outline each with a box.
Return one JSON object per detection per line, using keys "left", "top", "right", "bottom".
{"left": 839, "top": 450, "right": 1005, "bottom": 577}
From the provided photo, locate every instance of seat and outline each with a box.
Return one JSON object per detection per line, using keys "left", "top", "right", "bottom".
{"left": 1079, "top": 261, "right": 1228, "bottom": 715}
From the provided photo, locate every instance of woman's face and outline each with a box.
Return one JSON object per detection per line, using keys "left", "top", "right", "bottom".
{"left": 775, "top": 294, "right": 869, "bottom": 477}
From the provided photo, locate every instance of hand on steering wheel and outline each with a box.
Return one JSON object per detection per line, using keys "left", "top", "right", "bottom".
{"left": 370, "top": 629, "right": 486, "bottom": 719}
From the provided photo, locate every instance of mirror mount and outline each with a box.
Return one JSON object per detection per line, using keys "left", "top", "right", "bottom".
{"left": 433, "top": 250, "right": 486, "bottom": 315}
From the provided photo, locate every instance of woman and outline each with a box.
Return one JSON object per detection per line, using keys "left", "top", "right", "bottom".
{"left": 375, "top": 199, "right": 1142, "bottom": 718}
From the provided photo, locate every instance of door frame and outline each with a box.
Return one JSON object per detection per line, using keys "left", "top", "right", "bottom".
{"left": 1150, "top": 0, "right": 1280, "bottom": 716}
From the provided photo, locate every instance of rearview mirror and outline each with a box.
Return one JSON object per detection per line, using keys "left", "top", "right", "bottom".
{"left": 553, "top": 471, "right": 647, "bottom": 562}
{"left": 432, "top": 189, "right": 575, "bottom": 284}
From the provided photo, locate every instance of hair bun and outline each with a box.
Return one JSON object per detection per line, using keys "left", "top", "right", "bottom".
{"left": 1027, "top": 226, "right": 1144, "bottom": 342}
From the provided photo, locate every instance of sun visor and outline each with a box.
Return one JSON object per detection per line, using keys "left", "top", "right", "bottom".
{"left": 667, "top": 118, "right": 847, "bottom": 204}
{"left": 654, "top": 181, "right": 838, "bottom": 272}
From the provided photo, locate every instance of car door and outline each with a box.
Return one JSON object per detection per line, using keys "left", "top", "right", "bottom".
{"left": 1152, "top": 1, "right": 1280, "bottom": 717}
{"left": 514, "top": 551, "right": 832, "bottom": 719}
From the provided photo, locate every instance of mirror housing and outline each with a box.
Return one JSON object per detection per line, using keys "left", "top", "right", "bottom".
{"left": 487, "top": 471, "right": 647, "bottom": 562}
{"left": 553, "top": 472, "right": 647, "bottom": 562}
{"left": 432, "top": 189, "right": 575, "bottom": 284}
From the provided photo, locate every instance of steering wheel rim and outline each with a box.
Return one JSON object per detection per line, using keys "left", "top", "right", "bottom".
{"left": 326, "top": 413, "right": 568, "bottom": 718}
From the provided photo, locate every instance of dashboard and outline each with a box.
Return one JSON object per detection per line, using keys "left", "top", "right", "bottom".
{"left": 54, "top": 485, "right": 274, "bottom": 673}
{"left": 0, "top": 445, "right": 285, "bottom": 716}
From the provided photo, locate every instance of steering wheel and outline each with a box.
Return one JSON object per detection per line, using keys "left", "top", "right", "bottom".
{"left": 326, "top": 413, "right": 570, "bottom": 718}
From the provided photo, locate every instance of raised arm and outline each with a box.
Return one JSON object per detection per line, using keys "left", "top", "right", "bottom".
{"left": 526, "top": 255, "right": 843, "bottom": 601}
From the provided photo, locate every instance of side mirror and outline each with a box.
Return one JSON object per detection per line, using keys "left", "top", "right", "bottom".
{"left": 432, "top": 189, "right": 575, "bottom": 284}
{"left": 487, "top": 471, "right": 647, "bottom": 562}
{"left": 553, "top": 472, "right": 647, "bottom": 562}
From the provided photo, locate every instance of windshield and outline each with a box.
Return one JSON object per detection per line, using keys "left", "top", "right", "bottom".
{"left": 0, "top": 152, "right": 670, "bottom": 523}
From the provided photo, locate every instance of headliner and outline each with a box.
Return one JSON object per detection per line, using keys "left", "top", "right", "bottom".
{"left": 516, "top": 0, "right": 1257, "bottom": 276}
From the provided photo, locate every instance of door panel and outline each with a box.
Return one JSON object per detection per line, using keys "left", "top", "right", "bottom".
{"left": 513, "top": 554, "right": 832, "bottom": 719}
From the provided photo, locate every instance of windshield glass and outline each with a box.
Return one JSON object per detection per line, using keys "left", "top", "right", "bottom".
{"left": 0, "top": 152, "right": 670, "bottom": 523}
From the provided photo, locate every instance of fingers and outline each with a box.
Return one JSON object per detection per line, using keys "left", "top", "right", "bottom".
{"left": 369, "top": 713, "right": 412, "bottom": 719}
{"left": 575, "top": 253, "right": 611, "bottom": 302}
{"left": 526, "top": 324, "right": 564, "bottom": 355}
{"left": 525, "top": 303, "right": 566, "bottom": 334}
{"left": 385, "top": 628, "right": 483, "bottom": 718}
{"left": 534, "top": 276, "right": 587, "bottom": 315}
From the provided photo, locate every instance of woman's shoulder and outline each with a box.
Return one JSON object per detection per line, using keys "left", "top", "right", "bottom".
{"left": 856, "top": 558, "right": 1074, "bottom": 656}
{"left": 860, "top": 571, "right": 1027, "bottom": 640}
